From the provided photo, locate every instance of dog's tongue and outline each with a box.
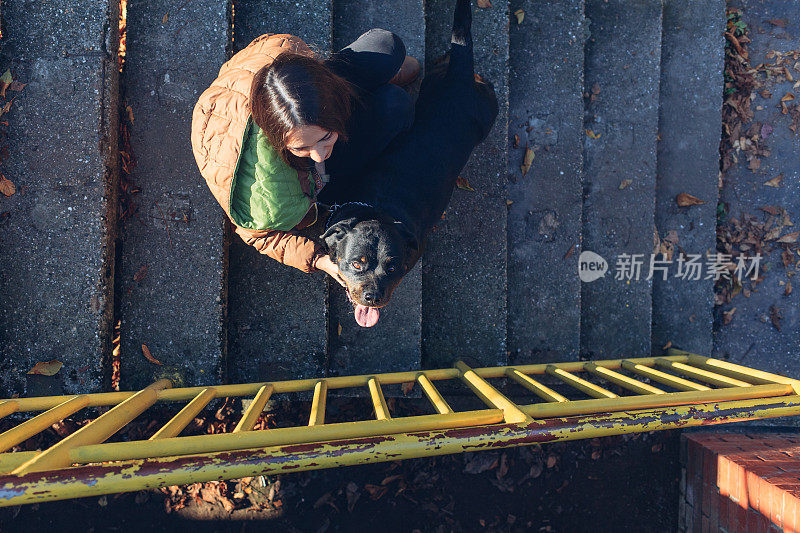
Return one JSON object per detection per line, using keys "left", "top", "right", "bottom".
{"left": 354, "top": 304, "right": 380, "bottom": 327}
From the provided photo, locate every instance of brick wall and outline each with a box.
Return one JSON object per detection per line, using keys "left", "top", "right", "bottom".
{"left": 680, "top": 433, "right": 800, "bottom": 532}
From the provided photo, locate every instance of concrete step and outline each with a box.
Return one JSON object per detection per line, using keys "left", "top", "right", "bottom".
{"left": 226, "top": 0, "right": 332, "bottom": 384}
{"left": 421, "top": 0, "right": 509, "bottom": 369}
{"left": 507, "top": 0, "right": 585, "bottom": 364}
{"left": 579, "top": 0, "right": 662, "bottom": 359}
{"left": 651, "top": 0, "right": 725, "bottom": 356}
{"left": 326, "top": 0, "right": 425, "bottom": 378}
{"left": 714, "top": 0, "right": 800, "bottom": 379}
{"left": 0, "top": 0, "right": 119, "bottom": 396}
{"left": 117, "top": 0, "right": 229, "bottom": 388}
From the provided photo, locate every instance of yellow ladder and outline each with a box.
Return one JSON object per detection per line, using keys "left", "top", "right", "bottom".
{"left": 1, "top": 349, "right": 799, "bottom": 506}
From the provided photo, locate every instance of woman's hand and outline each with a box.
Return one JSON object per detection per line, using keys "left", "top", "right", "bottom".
{"left": 314, "top": 254, "right": 347, "bottom": 287}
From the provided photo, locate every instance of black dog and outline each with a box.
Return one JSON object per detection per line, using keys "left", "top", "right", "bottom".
{"left": 318, "top": 0, "right": 498, "bottom": 327}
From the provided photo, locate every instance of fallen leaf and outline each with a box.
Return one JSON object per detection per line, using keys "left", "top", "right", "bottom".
{"left": 142, "top": 344, "right": 164, "bottom": 365}
{"left": 585, "top": 129, "right": 601, "bottom": 139}
{"left": 346, "top": 482, "right": 360, "bottom": 512}
{"left": 723, "top": 307, "right": 736, "bottom": 325}
{"left": 786, "top": 280, "right": 793, "bottom": 296}
{"left": 765, "top": 175, "right": 784, "bottom": 187}
{"left": 761, "top": 123, "right": 773, "bottom": 138}
{"left": 770, "top": 305, "right": 782, "bottom": 331}
{"left": 496, "top": 453, "right": 509, "bottom": 479}
{"left": 477, "top": 0, "right": 492, "bottom": 7}
{"left": 464, "top": 452, "right": 499, "bottom": 474}
{"left": 676, "top": 193, "right": 705, "bottom": 207}
{"left": 546, "top": 455, "right": 557, "bottom": 468}
{"left": 514, "top": 9, "right": 524, "bottom": 24}
{"left": 781, "top": 93, "right": 795, "bottom": 102}
{"left": 777, "top": 231, "right": 799, "bottom": 244}
{"left": 767, "top": 19, "right": 788, "bottom": 28}
{"left": 0, "top": 175, "right": 15, "bottom": 197}
{"left": 513, "top": 134, "right": 519, "bottom": 148}
{"left": 364, "top": 484, "right": 388, "bottom": 501}
{"left": 520, "top": 146, "right": 534, "bottom": 177}
{"left": 337, "top": 323, "right": 342, "bottom": 336}
{"left": 0, "top": 70, "right": 12, "bottom": 98}
{"left": 619, "top": 179, "right": 632, "bottom": 190}
{"left": 8, "top": 81, "right": 26, "bottom": 92}
{"left": 456, "top": 176, "right": 475, "bottom": 192}
{"left": 749, "top": 157, "right": 761, "bottom": 171}
{"left": 401, "top": 381, "right": 414, "bottom": 395}
{"left": 27, "top": 360, "right": 64, "bottom": 376}
{"left": 564, "top": 244, "right": 575, "bottom": 260}
{"left": 126, "top": 105, "right": 134, "bottom": 124}
{"left": 760, "top": 205, "right": 781, "bottom": 216}
{"left": 162, "top": 12, "right": 169, "bottom": 24}
{"left": 134, "top": 264, "right": 148, "bottom": 282}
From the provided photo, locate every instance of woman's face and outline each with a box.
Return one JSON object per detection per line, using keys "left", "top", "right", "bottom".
{"left": 285, "top": 125, "right": 339, "bottom": 163}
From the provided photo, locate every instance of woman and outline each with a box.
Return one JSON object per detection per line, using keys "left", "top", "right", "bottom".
{"left": 191, "top": 29, "right": 420, "bottom": 285}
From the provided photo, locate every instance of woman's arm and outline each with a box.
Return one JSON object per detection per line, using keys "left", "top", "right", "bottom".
{"left": 234, "top": 225, "right": 325, "bottom": 273}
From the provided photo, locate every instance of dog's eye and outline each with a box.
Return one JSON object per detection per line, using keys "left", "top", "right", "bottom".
{"left": 352, "top": 261, "right": 362, "bottom": 270}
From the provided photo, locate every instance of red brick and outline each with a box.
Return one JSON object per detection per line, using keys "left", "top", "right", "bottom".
{"left": 749, "top": 465, "right": 785, "bottom": 479}
{"left": 718, "top": 492, "right": 730, "bottom": 531}
{"left": 729, "top": 499, "right": 749, "bottom": 532}
{"left": 688, "top": 438, "right": 703, "bottom": 480}
{"left": 704, "top": 447, "right": 719, "bottom": 487}
{"left": 747, "top": 469, "right": 763, "bottom": 512}
{"left": 692, "top": 499, "right": 704, "bottom": 531}
{"left": 747, "top": 508, "right": 770, "bottom": 533}
{"left": 784, "top": 494, "right": 800, "bottom": 533}
{"left": 730, "top": 462, "right": 748, "bottom": 505}
{"left": 703, "top": 484, "right": 719, "bottom": 531}
{"left": 701, "top": 514, "right": 710, "bottom": 533}
{"left": 718, "top": 455, "right": 731, "bottom": 496}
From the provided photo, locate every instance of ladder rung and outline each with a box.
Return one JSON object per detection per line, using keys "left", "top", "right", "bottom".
{"left": 455, "top": 361, "right": 529, "bottom": 423}
{"left": 12, "top": 379, "right": 171, "bottom": 475}
{"left": 0, "top": 396, "right": 90, "bottom": 453}
{"left": 416, "top": 374, "right": 453, "bottom": 414}
{"left": 584, "top": 364, "right": 666, "bottom": 395}
{"left": 683, "top": 353, "right": 800, "bottom": 387}
{"left": 621, "top": 361, "right": 710, "bottom": 391}
{"left": 368, "top": 377, "right": 391, "bottom": 420}
{"left": 309, "top": 380, "right": 327, "bottom": 426}
{"left": 0, "top": 401, "right": 19, "bottom": 419}
{"left": 150, "top": 388, "right": 217, "bottom": 440}
{"left": 655, "top": 359, "right": 752, "bottom": 388}
{"left": 505, "top": 368, "right": 568, "bottom": 403}
{"left": 546, "top": 366, "right": 618, "bottom": 399}
{"left": 233, "top": 384, "right": 274, "bottom": 433}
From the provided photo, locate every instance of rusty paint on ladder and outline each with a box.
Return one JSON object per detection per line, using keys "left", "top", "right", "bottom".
{"left": 1, "top": 352, "right": 799, "bottom": 506}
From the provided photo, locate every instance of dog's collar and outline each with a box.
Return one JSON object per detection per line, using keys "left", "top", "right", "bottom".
{"left": 324, "top": 201, "right": 375, "bottom": 230}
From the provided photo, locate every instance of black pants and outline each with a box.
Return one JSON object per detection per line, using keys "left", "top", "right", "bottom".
{"left": 322, "top": 29, "right": 414, "bottom": 182}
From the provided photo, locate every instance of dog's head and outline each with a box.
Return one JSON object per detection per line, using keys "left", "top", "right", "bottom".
{"left": 321, "top": 205, "right": 420, "bottom": 327}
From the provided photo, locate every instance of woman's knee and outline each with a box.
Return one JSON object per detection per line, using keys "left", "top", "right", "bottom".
{"left": 349, "top": 28, "right": 406, "bottom": 73}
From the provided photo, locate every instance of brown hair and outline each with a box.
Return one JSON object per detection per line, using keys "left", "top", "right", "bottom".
{"left": 250, "top": 52, "right": 357, "bottom": 170}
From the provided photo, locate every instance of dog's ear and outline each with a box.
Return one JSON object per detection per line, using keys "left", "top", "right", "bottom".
{"left": 394, "top": 221, "right": 421, "bottom": 270}
{"left": 321, "top": 217, "right": 356, "bottom": 259}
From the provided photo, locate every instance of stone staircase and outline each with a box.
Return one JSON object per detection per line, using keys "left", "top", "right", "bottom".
{"left": 0, "top": 0, "right": 725, "bottom": 397}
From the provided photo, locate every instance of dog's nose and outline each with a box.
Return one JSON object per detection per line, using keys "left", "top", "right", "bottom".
{"left": 363, "top": 292, "right": 379, "bottom": 305}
